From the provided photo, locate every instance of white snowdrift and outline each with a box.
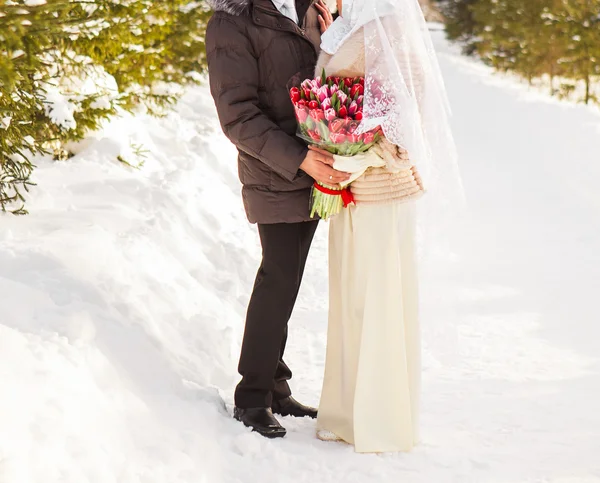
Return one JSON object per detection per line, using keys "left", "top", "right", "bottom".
{"left": 1, "top": 32, "right": 600, "bottom": 483}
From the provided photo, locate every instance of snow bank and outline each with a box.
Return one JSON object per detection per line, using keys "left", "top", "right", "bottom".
{"left": 0, "top": 87, "right": 252, "bottom": 482}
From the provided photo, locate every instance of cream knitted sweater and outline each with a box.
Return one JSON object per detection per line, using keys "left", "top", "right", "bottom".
{"left": 315, "top": 29, "right": 424, "bottom": 206}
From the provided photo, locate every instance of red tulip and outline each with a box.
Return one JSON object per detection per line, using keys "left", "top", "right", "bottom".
{"left": 354, "top": 112, "right": 363, "bottom": 121}
{"left": 308, "top": 100, "right": 319, "bottom": 110}
{"left": 290, "top": 87, "right": 301, "bottom": 103}
{"left": 297, "top": 99, "right": 307, "bottom": 107}
{"left": 344, "top": 78, "right": 354, "bottom": 88}
{"left": 338, "top": 105, "right": 348, "bottom": 118}
{"left": 307, "top": 129, "right": 322, "bottom": 142}
{"left": 309, "top": 109, "right": 326, "bottom": 122}
{"left": 350, "top": 84, "right": 364, "bottom": 99}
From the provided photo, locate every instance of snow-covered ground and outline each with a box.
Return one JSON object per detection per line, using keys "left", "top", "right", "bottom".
{"left": 1, "top": 32, "right": 600, "bottom": 483}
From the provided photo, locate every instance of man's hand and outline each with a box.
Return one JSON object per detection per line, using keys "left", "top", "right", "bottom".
{"left": 300, "top": 146, "right": 350, "bottom": 186}
{"left": 315, "top": 0, "right": 334, "bottom": 33}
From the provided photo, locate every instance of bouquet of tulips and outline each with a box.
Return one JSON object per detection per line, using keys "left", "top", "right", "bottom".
{"left": 290, "top": 70, "right": 382, "bottom": 219}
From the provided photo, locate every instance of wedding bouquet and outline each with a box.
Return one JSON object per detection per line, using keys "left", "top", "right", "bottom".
{"left": 290, "top": 71, "right": 383, "bottom": 219}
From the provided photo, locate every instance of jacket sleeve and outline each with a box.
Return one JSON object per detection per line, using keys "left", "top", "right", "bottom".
{"left": 206, "top": 15, "right": 308, "bottom": 182}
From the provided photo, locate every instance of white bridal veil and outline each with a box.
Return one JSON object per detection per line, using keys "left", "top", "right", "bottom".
{"left": 321, "top": 0, "right": 464, "bottom": 232}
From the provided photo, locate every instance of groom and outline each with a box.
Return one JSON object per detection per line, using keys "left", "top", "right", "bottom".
{"left": 206, "top": 0, "right": 345, "bottom": 438}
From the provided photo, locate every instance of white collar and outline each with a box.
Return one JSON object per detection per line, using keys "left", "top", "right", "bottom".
{"left": 271, "top": 0, "right": 296, "bottom": 10}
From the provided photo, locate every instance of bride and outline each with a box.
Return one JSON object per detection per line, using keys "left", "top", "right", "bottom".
{"left": 314, "top": 0, "right": 461, "bottom": 453}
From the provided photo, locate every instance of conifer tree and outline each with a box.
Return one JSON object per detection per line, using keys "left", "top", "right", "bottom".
{"left": 470, "top": 0, "right": 555, "bottom": 81}
{"left": 437, "top": 0, "right": 479, "bottom": 54}
{"left": 554, "top": 0, "right": 600, "bottom": 104}
{"left": 1, "top": 0, "right": 211, "bottom": 214}
{"left": 440, "top": 0, "right": 600, "bottom": 104}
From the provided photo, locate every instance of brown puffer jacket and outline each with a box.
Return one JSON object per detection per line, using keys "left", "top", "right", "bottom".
{"left": 205, "top": 0, "right": 322, "bottom": 224}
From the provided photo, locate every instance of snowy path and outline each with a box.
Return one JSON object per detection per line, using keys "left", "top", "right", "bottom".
{"left": 1, "top": 32, "right": 600, "bottom": 483}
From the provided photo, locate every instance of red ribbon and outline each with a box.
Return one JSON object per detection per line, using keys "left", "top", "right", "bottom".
{"left": 313, "top": 182, "right": 355, "bottom": 208}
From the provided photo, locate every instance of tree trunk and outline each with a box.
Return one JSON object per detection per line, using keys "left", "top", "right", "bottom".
{"left": 585, "top": 73, "right": 590, "bottom": 104}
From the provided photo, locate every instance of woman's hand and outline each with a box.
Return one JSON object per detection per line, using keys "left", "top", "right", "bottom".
{"left": 315, "top": 0, "right": 334, "bottom": 33}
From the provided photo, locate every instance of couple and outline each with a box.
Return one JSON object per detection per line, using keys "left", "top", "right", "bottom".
{"left": 206, "top": 0, "right": 457, "bottom": 453}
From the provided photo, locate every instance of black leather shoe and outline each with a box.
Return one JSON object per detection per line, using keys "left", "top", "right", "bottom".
{"left": 272, "top": 397, "right": 318, "bottom": 419}
{"left": 233, "top": 407, "right": 287, "bottom": 439}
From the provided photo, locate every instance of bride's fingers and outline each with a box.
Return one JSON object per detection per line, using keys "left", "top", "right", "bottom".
{"left": 321, "top": 1, "right": 334, "bottom": 22}
{"left": 315, "top": 1, "right": 333, "bottom": 29}
{"left": 315, "top": 1, "right": 327, "bottom": 14}
{"left": 318, "top": 15, "right": 327, "bottom": 33}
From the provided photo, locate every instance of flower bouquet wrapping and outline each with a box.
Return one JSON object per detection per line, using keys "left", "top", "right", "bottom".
{"left": 290, "top": 71, "right": 383, "bottom": 219}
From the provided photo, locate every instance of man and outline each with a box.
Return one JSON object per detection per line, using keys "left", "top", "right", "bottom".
{"left": 205, "top": 0, "right": 346, "bottom": 438}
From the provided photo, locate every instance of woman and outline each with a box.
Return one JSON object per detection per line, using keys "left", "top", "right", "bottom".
{"left": 315, "top": 0, "right": 461, "bottom": 453}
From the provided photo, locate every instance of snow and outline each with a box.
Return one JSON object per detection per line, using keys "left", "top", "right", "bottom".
{"left": 42, "top": 57, "right": 119, "bottom": 131}
{"left": 1, "top": 32, "right": 600, "bottom": 483}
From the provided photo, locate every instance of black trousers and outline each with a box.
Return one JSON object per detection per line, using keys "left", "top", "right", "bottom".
{"left": 235, "top": 220, "right": 319, "bottom": 409}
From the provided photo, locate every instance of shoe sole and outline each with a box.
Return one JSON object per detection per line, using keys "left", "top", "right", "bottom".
{"left": 273, "top": 411, "right": 317, "bottom": 419}
{"left": 257, "top": 428, "right": 287, "bottom": 439}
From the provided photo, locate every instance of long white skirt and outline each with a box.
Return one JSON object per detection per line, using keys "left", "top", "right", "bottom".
{"left": 317, "top": 201, "right": 421, "bottom": 453}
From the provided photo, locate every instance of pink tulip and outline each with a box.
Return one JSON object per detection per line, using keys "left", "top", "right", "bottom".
{"left": 324, "top": 108, "right": 337, "bottom": 121}
{"left": 317, "top": 86, "right": 329, "bottom": 103}
{"left": 337, "top": 91, "right": 348, "bottom": 105}
{"left": 347, "top": 120, "right": 360, "bottom": 134}
{"left": 321, "top": 98, "right": 332, "bottom": 110}
{"left": 348, "top": 101, "right": 358, "bottom": 116}
{"left": 360, "top": 132, "right": 375, "bottom": 144}
{"left": 329, "top": 132, "right": 347, "bottom": 144}
{"left": 309, "top": 109, "right": 326, "bottom": 122}
{"left": 296, "top": 107, "right": 309, "bottom": 123}
{"left": 329, "top": 119, "right": 347, "bottom": 134}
